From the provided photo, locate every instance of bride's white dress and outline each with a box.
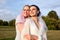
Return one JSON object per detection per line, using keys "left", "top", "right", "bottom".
{"left": 21, "top": 17, "right": 47, "bottom": 40}
{"left": 15, "top": 16, "right": 47, "bottom": 40}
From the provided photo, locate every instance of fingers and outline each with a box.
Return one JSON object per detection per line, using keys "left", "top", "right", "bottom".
{"left": 32, "top": 35, "right": 38, "bottom": 38}
{"left": 24, "top": 34, "right": 31, "bottom": 40}
{"left": 31, "top": 35, "right": 38, "bottom": 40}
{"left": 24, "top": 34, "right": 30, "bottom": 38}
{"left": 24, "top": 34, "right": 38, "bottom": 40}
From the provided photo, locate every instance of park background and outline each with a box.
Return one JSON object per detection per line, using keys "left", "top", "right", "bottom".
{"left": 0, "top": 0, "right": 60, "bottom": 40}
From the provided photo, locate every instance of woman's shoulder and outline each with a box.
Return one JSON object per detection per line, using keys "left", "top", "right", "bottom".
{"left": 26, "top": 17, "right": 31, "bottom": 20}
{"left": 25, "top": 17, "right": 31, "bottom": 22}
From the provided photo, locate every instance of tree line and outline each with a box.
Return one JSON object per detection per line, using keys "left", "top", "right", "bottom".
{"left": 0, "top": 10, "right": 60, "bottom": 30}
{"left": 0, "top": 19, "right": 15, "bottom": 26}
{"left": 42, "top": 10, "right": 60, "bottom": 30}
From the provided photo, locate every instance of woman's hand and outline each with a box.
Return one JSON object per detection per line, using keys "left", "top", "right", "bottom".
{"left": 24, "top": 34, "right": 38, "bottom": 40}
{"left": 24, "top": 34, "right": 31, "bottom": 40}
{"left": 31, "top": 35, "right": 38, "bottom": 40}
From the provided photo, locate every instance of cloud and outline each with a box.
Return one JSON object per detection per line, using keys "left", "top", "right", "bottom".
{"left": 24, "top": 0, "right": 60, "bottom": 9}
{"left": 53, "top": 7, "right": 60, "bottom": 18}
{"left": 0, "top": 0, "right": 6, "bottom": 4}
{"left": 0, "top": 0, "right": 18, "bottom": 21}
{"left": 0, "top": 0, "right": 7, "bottom": 6}
{"left": 0, "top": 8, "right": 16, "bottom": 21}
{"left": 0, "top": 0, "right": 60, "bottom": 21}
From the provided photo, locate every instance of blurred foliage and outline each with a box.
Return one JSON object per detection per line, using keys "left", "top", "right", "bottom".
{"left": 0, "top": 19, "right": 15, "bottom": 27}
{"left": 3, "top": 21, "right": 8, "bottom": 26}
{"left": 0, "top": 20, "right": 3, "bottom": 26}
{"left": 48, "top": 10, "right": 59, "bottom": 20}
{"left": 42, "top": 10, "right": 60, "bottom": 30}
{"left": 8, "top": 19, "right": 15, "bottom": 26}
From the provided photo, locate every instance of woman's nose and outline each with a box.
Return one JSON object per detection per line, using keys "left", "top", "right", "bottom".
{"left": 30, "top": 10, "right": 32, "bottom": 12}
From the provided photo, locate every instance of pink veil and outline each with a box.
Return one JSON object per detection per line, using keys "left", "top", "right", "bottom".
{"left": 20, "top": 11, "right": 26, "bottom": 23}
{"left": 16, "top": 11, "right": 26, "bottom": 24}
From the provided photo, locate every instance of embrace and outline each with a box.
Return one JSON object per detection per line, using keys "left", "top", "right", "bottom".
{"left": 15, "top": 5, "right": 48, "bottom": 40}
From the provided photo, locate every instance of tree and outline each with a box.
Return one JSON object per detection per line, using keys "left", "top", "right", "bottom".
{"left": 3, "top": 21, "right": 8, "bottom": 26}
{"left": 42, "top": 16, "right": 58, "bottom": 30}
{"left": 0, "top": 20, "right": 3, "bottom": 26}
{"left": 8, "top": 19, "right": 15, "bottom": 26}
{"left": 57, "top": 20, "right": 60, "bottom": 30}
{"left": 48, "top": 10, "right": 59, "bottom": 20}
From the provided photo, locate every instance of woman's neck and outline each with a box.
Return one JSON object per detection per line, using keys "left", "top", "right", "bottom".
{"left": 31, "top": 16, "right": 40, "bottom": 29}
{"left": 31, "top": 16, "right": 38, "bottom": 23}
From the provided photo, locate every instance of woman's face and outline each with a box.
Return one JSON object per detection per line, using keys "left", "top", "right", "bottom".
{"left": 30, "top": 6, "right": 38, "bottom": 17}
{"left": 23, "top": 6, "right": 30, "bottom": 17}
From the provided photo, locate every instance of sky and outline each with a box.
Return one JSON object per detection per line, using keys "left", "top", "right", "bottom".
{"left": 0, "top": 0, "right": 60, "bottom": 21}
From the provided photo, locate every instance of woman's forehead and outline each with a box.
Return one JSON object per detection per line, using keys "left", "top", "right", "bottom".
{"left": 30, "top": 6, "right": 37, "bottom": 10}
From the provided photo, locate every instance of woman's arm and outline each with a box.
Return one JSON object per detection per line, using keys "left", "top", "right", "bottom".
{"left": 16, "top": 23, "right": 24, "bottom": 33}
{"left": 15, "top": 15, "right": 24, "bottom": 33}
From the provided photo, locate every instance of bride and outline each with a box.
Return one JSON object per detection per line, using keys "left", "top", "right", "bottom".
{"left": 21, "top": 5, "right": 48, "bottom": 40}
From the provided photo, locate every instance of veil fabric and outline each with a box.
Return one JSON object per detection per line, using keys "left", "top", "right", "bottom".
{"left": 16, "top": 11, "right": 26, "bottom": 24}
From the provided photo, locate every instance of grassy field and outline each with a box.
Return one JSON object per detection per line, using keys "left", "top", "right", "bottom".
{"left": 0, "top": 26, "right": 15, "bottom": 40}
{"left": 0, "top": 26, "right": 60, "bottom": 40}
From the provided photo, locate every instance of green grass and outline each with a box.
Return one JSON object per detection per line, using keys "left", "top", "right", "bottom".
{"left": 0, "top": 26, "right": 15, "bottom": 40}
{"left": 0, "top": 26, "right": 60, "bottom": 40}
{"left": 0, "top": 37, "right": 15, "bottom": 40}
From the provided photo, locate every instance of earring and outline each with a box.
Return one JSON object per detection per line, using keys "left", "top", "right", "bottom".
{"left": 37, "top": 11, "right": 39, "bottom": 13}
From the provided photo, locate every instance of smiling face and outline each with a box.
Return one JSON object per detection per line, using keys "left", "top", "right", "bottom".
{"left": 23, "top": 5, "right": 30, "bottom": 18}
{"left": 30, "top": 6, "right": 39, "bottom": 17}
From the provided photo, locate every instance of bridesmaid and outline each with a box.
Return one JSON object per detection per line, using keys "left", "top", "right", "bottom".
{"left": 15, "top": 5, "right": 30, "bottom": 40}
{"left": 23, "top": 5, "right": 48, "bottom": 40}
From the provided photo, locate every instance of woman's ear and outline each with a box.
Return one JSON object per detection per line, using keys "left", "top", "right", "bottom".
{"left": 37, "top": 11, "right": 39, "bottom": 14}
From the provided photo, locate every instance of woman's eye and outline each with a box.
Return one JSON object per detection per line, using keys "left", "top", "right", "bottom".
{"left": 33, "top": 9, "right": 35, "bottom": 10}
{"left": 27, "top": 10, "right": 30, "bottom": 11}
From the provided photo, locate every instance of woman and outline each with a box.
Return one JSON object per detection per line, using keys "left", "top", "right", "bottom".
{"left": 23, "top": 5, "right": 47, "bottom": 40}
{"left": 15, "top": 5, "right": 30, "bottom": 40}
